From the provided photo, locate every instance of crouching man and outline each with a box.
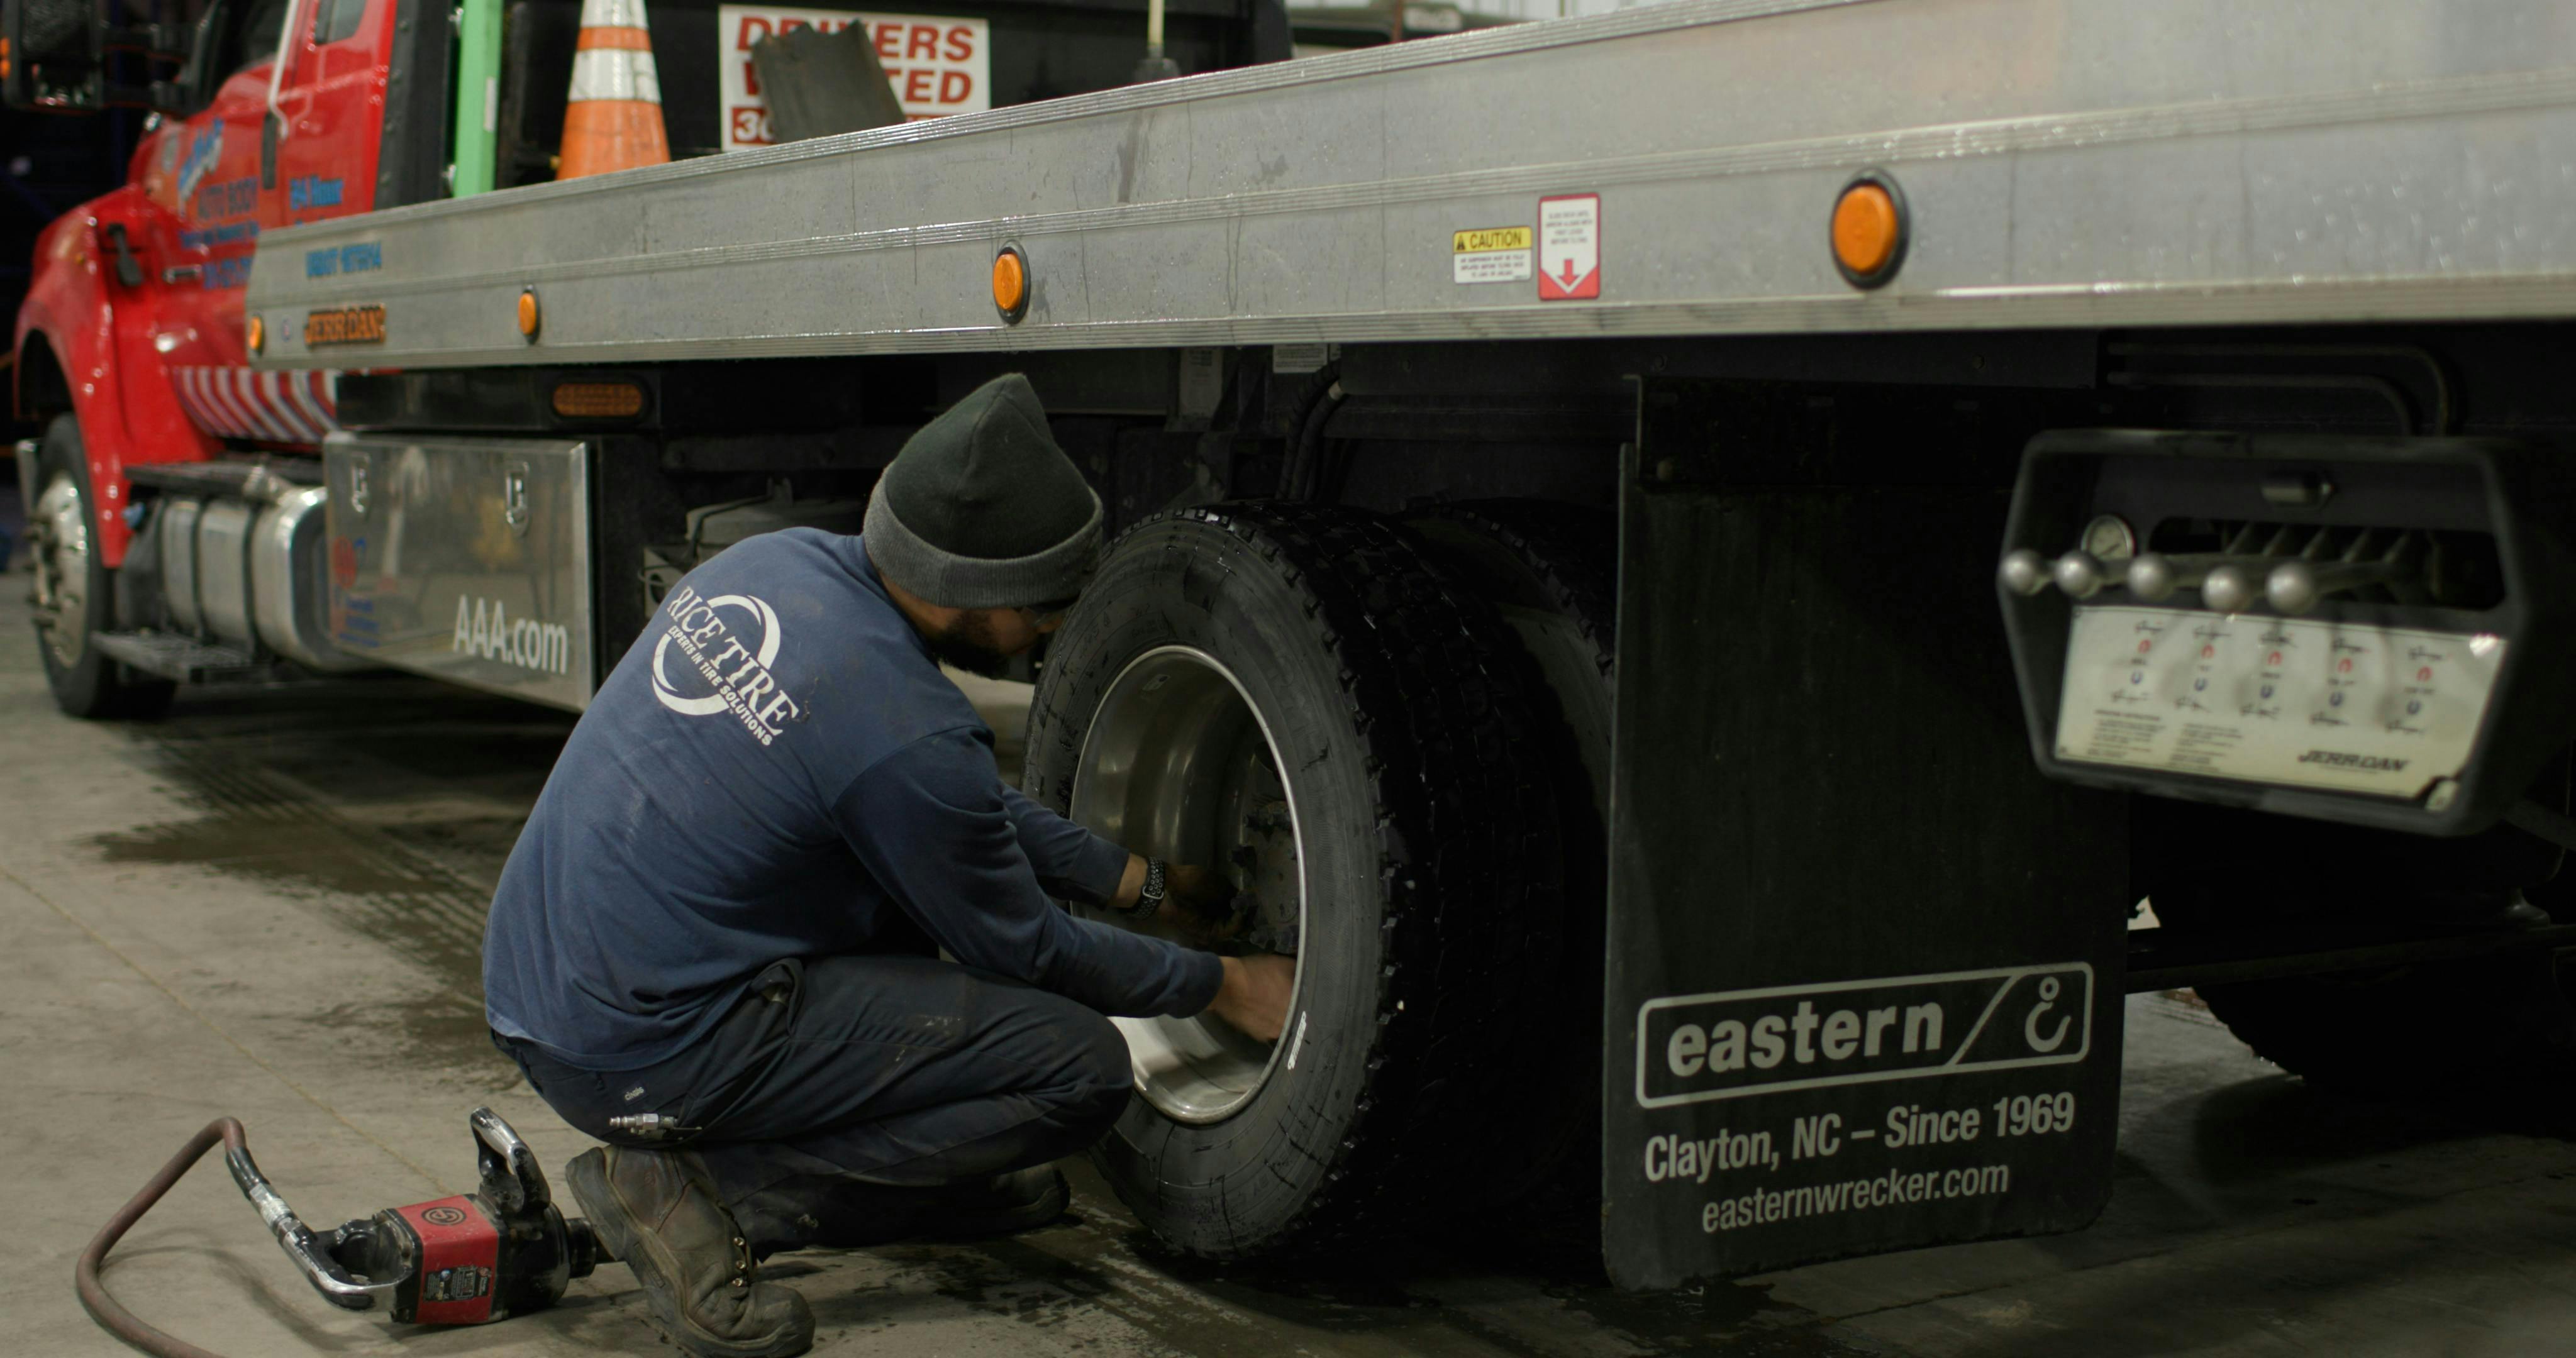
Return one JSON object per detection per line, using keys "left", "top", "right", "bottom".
{"left": 482, "top": 373, "right": 1294, "bottom": 1357}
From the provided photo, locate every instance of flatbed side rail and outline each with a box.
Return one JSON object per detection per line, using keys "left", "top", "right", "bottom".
{"left": 250, "top": 0, "right": 2576, "bottom": 368}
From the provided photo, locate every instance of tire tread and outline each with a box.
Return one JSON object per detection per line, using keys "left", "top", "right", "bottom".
{"left": 1036, "top": 501, "right": 1565, "bottom": 1256}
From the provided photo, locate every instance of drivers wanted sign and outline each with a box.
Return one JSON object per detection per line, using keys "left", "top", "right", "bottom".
{"left": 716, "top": 5, "right": 992, "bottom": 149}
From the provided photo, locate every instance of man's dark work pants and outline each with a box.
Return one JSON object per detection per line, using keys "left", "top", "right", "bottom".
{"left": 494, "top": 954, "right": 1132, "bottom": 1254}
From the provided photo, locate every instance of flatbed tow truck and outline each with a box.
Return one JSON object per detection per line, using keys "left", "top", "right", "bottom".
{"left": 14, "top": 0, "right": 2576, "bottom": 1293}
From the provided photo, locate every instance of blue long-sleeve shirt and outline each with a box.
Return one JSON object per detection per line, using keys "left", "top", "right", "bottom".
{"left": 482, "top": 529, "right": 1223, "bottom": 1069}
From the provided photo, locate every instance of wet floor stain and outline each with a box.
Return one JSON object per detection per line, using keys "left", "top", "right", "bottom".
{"left": 80, "top": 691, "right": 553, "bottom": 1082}
{"left": 91, "top": 806, "right": 526, "bottom": 1083}
{"left": 762, "top": 1166, "right": 1889, "bottom": 1358}
{"left": 92, "top": 810, "right": 496, "bottom": 986}
{"left": 96, "top": 812, "right": 447, "bottom": 899}
{"left": 304, "top": 991, "right": 525, "bottom": 1090}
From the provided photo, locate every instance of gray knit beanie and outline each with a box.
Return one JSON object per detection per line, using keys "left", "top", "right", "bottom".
{"left": 862, "top": 373, "right": 1103, "bottom": 609}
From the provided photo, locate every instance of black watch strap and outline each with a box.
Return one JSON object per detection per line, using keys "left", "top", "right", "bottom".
{"left": 1111, "top": 858, "right": 1168, "bottom": 917}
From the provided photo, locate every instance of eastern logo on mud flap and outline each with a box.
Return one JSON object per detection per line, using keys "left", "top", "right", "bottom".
{"left": 1635, "top": 963, "right": 2092, "bottom": 1109}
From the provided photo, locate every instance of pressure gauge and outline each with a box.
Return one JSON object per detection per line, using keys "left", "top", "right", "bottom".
{"left": 2079, "top": 514, "right": 2136, "bottom": 561}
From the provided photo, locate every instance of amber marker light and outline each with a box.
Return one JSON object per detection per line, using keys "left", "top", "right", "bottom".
{"left": 1830, "top": 170, "right": 1908, "bottom": 289}
{"left": 552, "top": 380, "right": 646, "bottom": 419}
{"left": 245, "top": 314, "right": 264, "bottom": 355}
{"left": 992, "top": 247, "right": 1029, "bottom": 323}
{"left": 518, "top": 287, "right": 541, "bottom": 341}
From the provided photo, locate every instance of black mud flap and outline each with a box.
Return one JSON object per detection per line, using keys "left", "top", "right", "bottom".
{"left": 1604, "top": 382, "right": 2131, "bottom": 1289}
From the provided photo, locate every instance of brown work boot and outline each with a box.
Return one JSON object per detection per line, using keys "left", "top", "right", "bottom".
{"left": 919, "top": 1166, "right": 1070, "bottom": 1240}
{"left": 734, "top": 1165, "right": 1071, "bottom": 1257}
{"left": 567, "top": 1146, "right": 814, "bottom": 1358}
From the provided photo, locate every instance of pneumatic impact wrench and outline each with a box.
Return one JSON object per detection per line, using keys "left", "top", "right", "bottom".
{"left": 77, "top": 1108, "right": 604, "bottom": 1356}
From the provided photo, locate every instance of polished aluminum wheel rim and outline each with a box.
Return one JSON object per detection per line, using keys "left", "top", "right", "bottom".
{"left": 30, "top": 470, "right": 90, "bottom": 668}
{"left": 1070, "top": 646, "right": 1307, "bottom": 1123}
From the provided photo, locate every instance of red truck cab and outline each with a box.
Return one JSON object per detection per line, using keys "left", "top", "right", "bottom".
{"left": 17, "top": 0, "right": 391, "bottom": 569}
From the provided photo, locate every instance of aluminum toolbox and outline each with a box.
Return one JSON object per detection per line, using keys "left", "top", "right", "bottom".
{"left": 324, "top": 434, "right": 596, "bottom": 711}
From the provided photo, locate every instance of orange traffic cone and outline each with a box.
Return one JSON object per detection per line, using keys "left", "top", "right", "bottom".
{"left": 557, "top": 0, "right": 670, "bottom": 179}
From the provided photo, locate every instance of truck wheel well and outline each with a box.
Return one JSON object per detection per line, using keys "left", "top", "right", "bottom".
{"left": 14, "top": 336, "right": 73, "bottom": 422}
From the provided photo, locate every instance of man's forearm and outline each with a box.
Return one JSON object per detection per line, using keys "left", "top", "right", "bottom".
{"left": 1111, "top": 853, "right": 1147, "bottom": 910}
{"left": 998, "top": 785, "right": 1130, "bottom": 904}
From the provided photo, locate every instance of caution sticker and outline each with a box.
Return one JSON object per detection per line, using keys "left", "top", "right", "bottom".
{"left": 1452, "top": 226, "right": 1533, "bottom": 285}
{"left": 1538, "top": 194, "right": 1601, "bottom": 301}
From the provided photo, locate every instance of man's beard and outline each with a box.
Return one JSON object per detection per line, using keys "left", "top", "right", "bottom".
{"left": 926, "top": 611, "right": 1014, "bottom": 679}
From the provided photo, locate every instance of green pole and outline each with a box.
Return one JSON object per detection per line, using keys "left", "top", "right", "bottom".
{"left": 452, "top": 0, "right": 503, "bottom": 196}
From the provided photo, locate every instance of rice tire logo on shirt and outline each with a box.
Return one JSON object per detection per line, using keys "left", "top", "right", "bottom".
{"left": 653, "top": 585, "right": 802, "bottom": 744}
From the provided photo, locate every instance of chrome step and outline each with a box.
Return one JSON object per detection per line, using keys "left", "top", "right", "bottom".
{"left": 89, "top": 631, "right": 272, "bottom": 683}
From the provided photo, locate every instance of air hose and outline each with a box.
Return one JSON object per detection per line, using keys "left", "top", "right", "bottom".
{"left": 74, "top": 1117, "right": 250, "bottom": 1358}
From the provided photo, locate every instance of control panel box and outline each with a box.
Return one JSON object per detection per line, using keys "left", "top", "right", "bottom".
{"left": 1997, "top": 431, "right": 2576, "bottom": 836}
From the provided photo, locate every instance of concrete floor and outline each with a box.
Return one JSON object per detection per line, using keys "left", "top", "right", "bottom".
{"left": 7, "top": 582, "right": 2576, "bottom": 1357}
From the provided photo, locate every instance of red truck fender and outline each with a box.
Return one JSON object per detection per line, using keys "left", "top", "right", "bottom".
{"left": 14, "top": 187, "right": 222, "bottom": 570}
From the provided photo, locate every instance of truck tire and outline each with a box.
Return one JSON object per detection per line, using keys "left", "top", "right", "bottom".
{"left": 1024, "top": 502, "right": 1566, "bottom": 1257}
{"left": 26, "top": 416, "right": 175, "bottom": 720}
{"left": 2145, "top": 803, "right": 2576, "bottom": 1112}
{"left": 1405, "top": 500, "right": 1614, "bottom": 1208}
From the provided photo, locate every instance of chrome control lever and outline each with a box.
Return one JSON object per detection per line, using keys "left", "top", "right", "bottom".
{"left": 2201, "top": 564, "right": 2259, "bottom": 614}
{"left": 2124, "top": 552, "right": 2253, "bottom": 602}
{"left": 2000, "top": 539, "right": 2418, "bottom": 613}
{"left": 2265, "top": 559, "right": 2416, "bottom": 614}
{"left": 2123, "top": 552, "right": 2294, "bottom": 612}
{"left": 1998, "top": 548, "right": 2050, "bottom": 597}
{"left": 2051, "top": 551, "right": 2114, "bottom": 599}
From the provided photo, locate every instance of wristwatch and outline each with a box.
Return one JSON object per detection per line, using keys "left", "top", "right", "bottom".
{"left": 1121, "top": 858, "right": 1168, "bottom": 916}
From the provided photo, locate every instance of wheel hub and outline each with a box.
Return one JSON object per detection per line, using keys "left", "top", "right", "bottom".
{"left": 30, "top": 471, "right": 91, "bottom": 668}
{"left": 1070, "top": 647, "right": 1306, "bottom": 1123}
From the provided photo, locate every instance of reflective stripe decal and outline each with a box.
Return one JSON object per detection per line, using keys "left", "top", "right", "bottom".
{"left": 169, "top": 367, "right": 343, "bottom": 444}
{"left": 281, "top": 370, "right": 335, "bottom": 439}
{"left": 203, "top": 368, "right": 259, "bottom": 437}
{"left": 568, "top": 47, "right": 660, "bottom": 103}
{"left": 239, "top": 370, "right": 297, "bottom": 443}
{"left": 576, "top": 25, "right": 652, "bottom": 50}
{"left": 261, "top": 372, "right": 319, "bottom": 442}
{"left": 173, "top": 367, "right": 209, "bottom": 430}
{"left": 238, "top": 370, "right": 296, "bottom": 443}
{"left": 578, "top": 0, "right": 651, "bottom": 30}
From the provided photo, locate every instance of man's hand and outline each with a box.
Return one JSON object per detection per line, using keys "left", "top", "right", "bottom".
{"left": 1113, "top": 855, "right": 1248, "bottom": 943}
{"left": 1207, "top": 954, "right": 1296, "bottom": 1043}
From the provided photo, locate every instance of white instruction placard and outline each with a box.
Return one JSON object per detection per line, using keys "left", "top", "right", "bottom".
{"left": 2054, "top": 605, "right": 2502, "bottom": 797}
{"left": 1537, "top": 194, "right": 1601, "bottom": 300}
{"left": 717, "top": 5, "right": 990, "bottom": 150}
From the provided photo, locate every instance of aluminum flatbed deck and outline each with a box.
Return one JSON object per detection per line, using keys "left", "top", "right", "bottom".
{"left": 248, "top": 0, "right": 2576, "bottom": 370}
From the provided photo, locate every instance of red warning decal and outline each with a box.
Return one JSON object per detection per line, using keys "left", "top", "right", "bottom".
{"left": 1538, "top": 193, "right": 1601, "bottom": 301}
